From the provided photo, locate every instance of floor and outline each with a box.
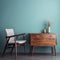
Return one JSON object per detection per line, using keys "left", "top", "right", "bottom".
{"left": 0, "top": 54, "right": 60, "bottom": 60}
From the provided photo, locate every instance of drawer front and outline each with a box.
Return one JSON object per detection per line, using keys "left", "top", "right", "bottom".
{"left": 30, "top": 34, "right": 56, "bottom": 39}
{"left": 30, "top": 34, "right": 57, "bottom": 46}
{"left": 31, "top": 40, "right": 56, "bottom": 46}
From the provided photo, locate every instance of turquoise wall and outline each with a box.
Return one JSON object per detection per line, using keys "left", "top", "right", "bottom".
{"left": 0, "top": 0, "right": 60, "bottom": 53}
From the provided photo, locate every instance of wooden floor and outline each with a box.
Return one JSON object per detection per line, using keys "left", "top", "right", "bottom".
{"left": 0, "top": 53, "right": 60, "bottom": 60}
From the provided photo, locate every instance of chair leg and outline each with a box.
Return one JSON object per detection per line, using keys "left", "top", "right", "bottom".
{"left": 24, "top": 44, "right": 25, "bottom": 55}
{"left": 15, "top": 43, "right": 17, "bottom": 59}
{"left": 10, "top": 44, "right": 15, "bottom": 55}
{"left": 2, "top": 44, "right": 7, "bottom": 56}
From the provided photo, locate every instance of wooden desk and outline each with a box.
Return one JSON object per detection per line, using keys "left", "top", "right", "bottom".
{"left": 30, "top": 33, "right": 57, "bottom": 56}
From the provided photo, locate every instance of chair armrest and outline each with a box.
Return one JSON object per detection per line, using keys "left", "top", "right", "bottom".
{"left": 6, "top": 33, "right": 26, "bottom": 38}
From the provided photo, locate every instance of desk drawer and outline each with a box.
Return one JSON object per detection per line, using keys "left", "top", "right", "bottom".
{"left": 30, "top": 33, "right": 57, "bottom": 46}
{"left": 31, "top": 41, "right": 56, "bottom": 46}
{"left": 31, "top": 34, "right": 56, "bottom": 39}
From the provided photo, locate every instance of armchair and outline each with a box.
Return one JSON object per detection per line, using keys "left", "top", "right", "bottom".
{"left": 2, "top": 29, "right": 26, "bottom": 57}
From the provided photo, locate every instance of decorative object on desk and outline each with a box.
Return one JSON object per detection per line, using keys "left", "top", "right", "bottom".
{"left": 47, "top": 21, "right": 51, "bottom": 33}
{"left": 42, "top": 22, "right": 47, "bottom": 33}
{"left": 43, "top": 29, "right": 46, "bottom": 33}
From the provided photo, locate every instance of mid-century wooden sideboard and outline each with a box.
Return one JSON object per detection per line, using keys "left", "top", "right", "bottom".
{"left": 30, "top": 33, "right": 57, "bottom": 56}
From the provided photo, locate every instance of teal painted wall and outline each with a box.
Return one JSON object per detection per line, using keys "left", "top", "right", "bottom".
{"left": 0, "top": 0, "right": 60, "bottom": 53}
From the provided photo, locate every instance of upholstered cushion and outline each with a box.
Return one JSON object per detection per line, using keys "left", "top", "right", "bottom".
{"left": 8, "top": 40, "right": 26, "bottom": 44}
{"left": 5, "top": 29, "right": 15, "bottom": 43}
{"left": 16, "top": 40, "right": 26, "bottom": 44}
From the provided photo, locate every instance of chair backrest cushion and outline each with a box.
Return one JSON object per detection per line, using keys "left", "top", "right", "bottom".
{"left": 5, "top": 29, "right": 15, "bottom": 43}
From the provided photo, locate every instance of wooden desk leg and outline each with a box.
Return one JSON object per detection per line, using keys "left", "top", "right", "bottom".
{"left": 51, "top": 47, "right": 53, "bottom": 55}
{"left": 30, "top": 46, "right": 33, "bottom": 55}
{"left": 32, "top": 47, "right": 34, "bottom": 56}
{"left": 52, "top": 46, "right": 56, "bottom": 56}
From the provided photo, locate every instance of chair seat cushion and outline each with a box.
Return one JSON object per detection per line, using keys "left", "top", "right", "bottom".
{"left": 8, "top": 40, "right": 26, "bottom": 44}
{"left": 16, "top": 40, "right": 26, "bottom": 44}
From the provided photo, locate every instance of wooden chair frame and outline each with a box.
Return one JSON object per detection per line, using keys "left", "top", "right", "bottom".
{"left": 2, "top": 33, "right": 26, "bottom": 57}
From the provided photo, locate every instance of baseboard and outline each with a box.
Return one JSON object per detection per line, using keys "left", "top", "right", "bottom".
{"left": 0, "top": 52, "right": 60, "bottom": 56}
{"left": 2, "top": 52, "right": 60, "bottom": 55}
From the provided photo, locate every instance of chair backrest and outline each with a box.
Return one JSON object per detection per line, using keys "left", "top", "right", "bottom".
{"left": 5, "top": 29, "right": 15, "bottom": 43}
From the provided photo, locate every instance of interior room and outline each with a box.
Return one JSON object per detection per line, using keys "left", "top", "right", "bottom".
{"left": 0, "top": 0, "right": 60, "bottom": 60}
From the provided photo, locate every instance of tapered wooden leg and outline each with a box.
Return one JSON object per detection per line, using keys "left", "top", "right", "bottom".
{"left": 2, "top": 44, "right": 7, "bottom": 56}
{"left": 15, "top": 43, "right": 17, "bottom": 59}
{"left": 32, "top": 46, "right": 34, "bottom": 56}
{"left": 10, "top": 44, "right": 15, "bottom": 55}
{"left": 30, "top": 46, "right": 33, "bottom": 55}
{"left": 51, "top": 47, "right": 53, "bottom": 55}
{"left": 24, "top": 44, "right": 25, "bottom": 55}
{"left": 55, "top": 46, "right": 56, "bottom": 55}
{"left": 52, "top": 46, "right": 56, "bottom": 56}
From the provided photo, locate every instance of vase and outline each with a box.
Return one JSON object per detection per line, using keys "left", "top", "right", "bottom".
{"left": 48, "top": 26, "right": 50, "bottom": 33}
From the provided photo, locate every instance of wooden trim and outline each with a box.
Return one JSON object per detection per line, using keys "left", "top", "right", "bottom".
{"left": 6, "top": 33, "right": 25, "bottom": 38}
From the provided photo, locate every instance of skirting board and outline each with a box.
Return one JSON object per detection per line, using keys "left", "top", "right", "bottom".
{"left": 0, "top": 52, "right": 60, "bottom": 56}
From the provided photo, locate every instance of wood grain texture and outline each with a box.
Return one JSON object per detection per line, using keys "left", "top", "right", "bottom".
{"left": 30, "top": 33, "right": 57, "bottom": 46}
